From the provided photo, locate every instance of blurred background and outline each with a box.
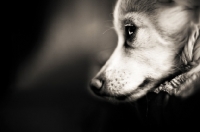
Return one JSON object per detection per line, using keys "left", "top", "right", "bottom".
{"left": 3, "top": 0, "right": 200, "bottom": 131}
{"left": 4, "top": 0, "right": 141, "bottom": 131}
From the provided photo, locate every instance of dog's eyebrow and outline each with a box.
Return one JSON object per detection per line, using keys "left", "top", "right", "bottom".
{"left": 123, "top": 18, "right": 134, "bottom": 25}
{"left": 123, "top": 13, "right": 144, "bottom": 27}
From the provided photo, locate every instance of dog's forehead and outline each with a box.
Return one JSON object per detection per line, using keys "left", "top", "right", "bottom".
{"left": 114, "top": 0, "right": 157, "bottom": 29}
{"left": 117, "top": 0, "right": 157, "bottom": 15}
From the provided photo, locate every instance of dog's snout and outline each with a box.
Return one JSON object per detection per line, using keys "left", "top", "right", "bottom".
{"left": 90, "top": 78, "right": 103, "bottom": 94}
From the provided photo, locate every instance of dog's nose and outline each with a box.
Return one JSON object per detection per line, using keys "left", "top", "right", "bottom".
{"left": 90, "top": 78, "right": 103, "bottom": 94}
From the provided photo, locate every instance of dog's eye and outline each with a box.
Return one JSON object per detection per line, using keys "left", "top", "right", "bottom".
{"left": 125, "top": 24, "right": 136, "bottom": 38}
{"left": 124, "top": 24, "right": 137, "bottom": 48}
{"left": 127, "top": 26, "right": 135, "bottom": 36}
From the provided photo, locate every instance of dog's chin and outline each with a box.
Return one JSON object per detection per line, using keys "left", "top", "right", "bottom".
{"left": 101, "top": 95, "right": 132, "bottom": 103}
{"left": 95, "top": 88, "right": 150, "bottom": 102}
{"left": 92, "top": 92, "right": 130, "bottom": 102}
{"left": 103, "top": 94, "right": 132, "bottom": 102}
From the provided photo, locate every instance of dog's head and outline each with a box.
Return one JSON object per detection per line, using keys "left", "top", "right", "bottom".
{"left": 90, "top": 0, "right": 200, "bottom": 102}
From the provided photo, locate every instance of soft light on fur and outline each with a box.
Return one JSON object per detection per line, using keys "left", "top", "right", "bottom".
{"left": 90, "top": 0, "right": 200, "bottom": 102}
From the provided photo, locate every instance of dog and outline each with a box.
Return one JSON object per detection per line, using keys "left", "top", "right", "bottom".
{"left": 90, "top": 0, "right": 200, "bottom": 102}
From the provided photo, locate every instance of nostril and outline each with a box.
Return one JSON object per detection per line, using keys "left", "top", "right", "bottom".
{"left": 90, "top": 78, "right": 103, "bottom": 94}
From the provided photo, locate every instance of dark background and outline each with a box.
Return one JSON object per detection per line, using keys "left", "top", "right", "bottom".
{"left": 3, "top": 0, "right": 200, "bottom": 131}
{"left": 5, "top": 0, "right": 117, "bottom": 131}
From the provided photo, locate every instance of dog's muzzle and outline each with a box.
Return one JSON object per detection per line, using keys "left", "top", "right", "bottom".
{"left": 90, "top": 78, "right": 132, "bottom": 100}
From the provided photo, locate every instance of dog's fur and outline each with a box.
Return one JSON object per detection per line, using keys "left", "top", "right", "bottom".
{"left": 90, "top": 0, "right": 200, "bottom": 102}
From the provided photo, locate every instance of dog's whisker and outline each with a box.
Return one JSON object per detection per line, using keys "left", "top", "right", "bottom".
{"left": 102, "top": 27, "right": 114, "bottom": 34}
{"left": 173, "top": 65, "right": 185, "bottom": 72}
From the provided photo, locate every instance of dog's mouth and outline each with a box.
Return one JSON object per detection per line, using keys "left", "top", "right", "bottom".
{"left": 105, "top": 74, "right": 186, "bottom": 101}
{"left": 93, "top": 89, "right": 134, "bottom": 101}
{"left": 93, "top": 68, "right": 188, "bottom": 101}
{"left": 92, "top": 60, "right": 199, "bottom": 101}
